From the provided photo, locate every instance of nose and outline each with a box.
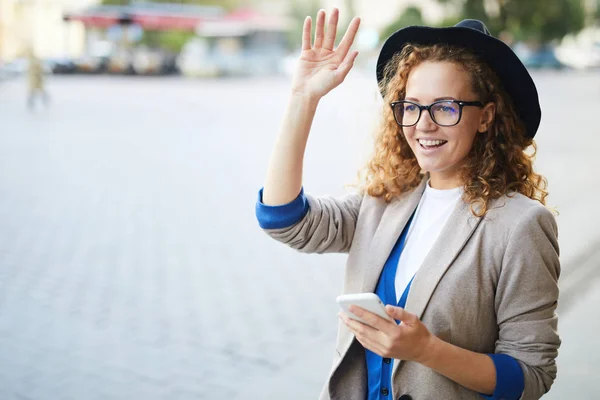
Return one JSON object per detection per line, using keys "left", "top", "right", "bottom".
{"left": 416, "top": 108, "right": 437, "bottom": 132}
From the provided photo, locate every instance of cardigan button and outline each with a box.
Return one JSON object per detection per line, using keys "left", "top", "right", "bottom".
{"left": 398, "top": 395, "right": 412, "bottom": 400}
{"left": 383, "top": 357, "right": 391, "bottom": 364}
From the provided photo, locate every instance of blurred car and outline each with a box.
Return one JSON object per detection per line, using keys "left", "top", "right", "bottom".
{"left": 132, "top": 47, "right": 178, "bottom": 76}
{"left": 178, "top": 35, "right": 286, "bottom": 78}
{"left": 555, "top": 27, "right": 600, "bottom": 70}
{"left": 514, "top": 43, "right": 566, "bottom": 70}
{"left": 522, "top": 48, "right": 565, "bottom": 70}
{"left": 0, "top": 58, "right": 28, "bottom": 77}
{"left": 74, "top": 55, "right": 108, "bottom": 74}
{"left": 177, "top": 38, "right": 220, "bottom": 78}
{"left": 0, "top": 62, "right": 7, "bottom": 81}
{"left": 107, "top": 50, "right": 135, "bottom": 75}
{"left": 0, "top": 58, "right": 53, "bottom": 77}
{"left": 47, "top": 57, "right": 77, "bottom": 74}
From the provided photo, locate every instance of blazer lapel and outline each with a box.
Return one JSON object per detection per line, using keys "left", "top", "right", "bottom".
{"left": 391, "top": 198, "right": 483, "bottom": 379}
{"left": 359, "top": 176, "right": 428, "bottom": 293}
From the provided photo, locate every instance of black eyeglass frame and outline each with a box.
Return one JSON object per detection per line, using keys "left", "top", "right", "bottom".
{"left": 390, "top": 99, "right": 485, "bottom": 127}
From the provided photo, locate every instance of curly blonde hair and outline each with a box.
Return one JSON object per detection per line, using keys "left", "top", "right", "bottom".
{"left": 358, "top": 43, "right": 549, "bottom": 217}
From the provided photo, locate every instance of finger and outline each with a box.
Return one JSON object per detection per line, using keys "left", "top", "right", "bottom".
{"left": 335, "top": 16, "right": 361, "bottom": 60}
{"left": 313, "top": 10, "right": 325, "bottom": 49}
{"left": 348, "top": 304, "right": 395, "bottom": 332}
{"left": 334, "top": 50, "right": 359, "bottom": 84}
{"left": 342, "top": 314, "right": 389, "bottom": 356}
{"left": 339, "top": 311, "right": 375, "bottom": 337}
{"left": 302, "top": 16, "right": 312, "bottom": 51}
{"left": 355, "top": 333, "right": 386, "bottom": 356}
{"left": 385, "top": 305, "right": 418, "bottom": 324}
{"left": 322, "top": 8, "right": 339, "bottom": 50}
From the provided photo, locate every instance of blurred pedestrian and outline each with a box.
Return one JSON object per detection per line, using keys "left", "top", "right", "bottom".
{"left": 255, "top": 9, "right": 559, "bottom": 400}
{"left": 27, "top": 49, "right": 49, "bottom": 110}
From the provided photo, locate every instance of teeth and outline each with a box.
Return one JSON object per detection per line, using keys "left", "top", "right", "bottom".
{"left": 419, "top": 139, "right": 446, "bottom": 146}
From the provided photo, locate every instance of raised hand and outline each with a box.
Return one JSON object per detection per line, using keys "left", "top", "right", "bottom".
{"left": 291, "top": 8, "right": 361, "bottom": 100}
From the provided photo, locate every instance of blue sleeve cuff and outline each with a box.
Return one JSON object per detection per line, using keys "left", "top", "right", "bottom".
{"left": 255, "top": 187, "right": 310, "bottom": 229}
{"left": 480, "top": 354, "right": 524, "bottom": 400}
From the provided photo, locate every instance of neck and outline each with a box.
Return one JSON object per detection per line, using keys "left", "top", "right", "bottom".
{"left": 428, "top": 173, "right": 463, "bottom": 190}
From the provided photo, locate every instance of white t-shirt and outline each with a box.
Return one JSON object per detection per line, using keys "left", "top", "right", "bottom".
{"left": 395, "top": 181, "right": 464, "bottom": 304}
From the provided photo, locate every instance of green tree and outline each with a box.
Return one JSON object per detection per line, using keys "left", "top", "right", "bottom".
{"left": 435, "top": 0, "right": 585, "bottom": 43}
{"left": 380, "top": 6, "right": 424, "bottom": 40}
{"left": 595, "top": 0, "right": 600, "bottom": 22}
{"left": 142, "top": 30, "right": 195, "bottom": 53}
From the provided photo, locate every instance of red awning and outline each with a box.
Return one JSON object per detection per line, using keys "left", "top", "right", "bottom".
{"left": 131, "top": 14, "right": 202, "bottom": 31}
{"left": 64, "top": 7, "right": 290, "bottom": 33}
{"left": 65, "top": 14, "right": 121, "bottom": 28}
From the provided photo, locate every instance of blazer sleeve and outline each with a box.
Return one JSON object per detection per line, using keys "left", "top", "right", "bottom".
{"left": 494, "top": 205, "right": 561, "bottom": 400}
{"left": 258, "top": 189, "right": 363, "bottom": 254}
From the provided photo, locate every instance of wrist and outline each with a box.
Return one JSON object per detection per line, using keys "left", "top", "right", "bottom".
{"left": 290, "top": 88, "right": 321, "bottom": 108}
{"left": 418, "top": 333, "right": 442, "bottom": 367}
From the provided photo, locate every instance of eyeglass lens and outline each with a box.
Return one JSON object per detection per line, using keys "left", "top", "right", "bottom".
{"left": 396, "top": 101, "right": 460, "bottom": 126}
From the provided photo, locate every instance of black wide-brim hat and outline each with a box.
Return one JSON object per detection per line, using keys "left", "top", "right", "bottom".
{"left": 376, "top": 19, "right": 541, "bottom": 139}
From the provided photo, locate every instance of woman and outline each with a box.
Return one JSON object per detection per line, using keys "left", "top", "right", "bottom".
{"left": 255, "top": 9, "right": 560, "bottom": 400}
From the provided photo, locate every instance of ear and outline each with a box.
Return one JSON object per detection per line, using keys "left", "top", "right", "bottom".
{"left": 478, "top": 102, "right": 496, "bottom": 133}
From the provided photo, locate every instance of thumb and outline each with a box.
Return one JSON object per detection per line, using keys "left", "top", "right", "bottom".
{"left": 385, "top": 305, "right": 417, "bottom": 324}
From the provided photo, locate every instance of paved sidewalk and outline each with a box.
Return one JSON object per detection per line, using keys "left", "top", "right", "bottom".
{"left": 0, "top": 72, "right": 598, "bottom": 399}
{"left": 547, "top": 287, "right": 600, "bottom": 398}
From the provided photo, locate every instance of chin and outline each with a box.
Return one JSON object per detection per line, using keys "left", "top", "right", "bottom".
{"left": 418, "top": 162, "right": 449, "bottom": 175}
{"left": 415, "top": 158, "right": 438, "bottom": 172}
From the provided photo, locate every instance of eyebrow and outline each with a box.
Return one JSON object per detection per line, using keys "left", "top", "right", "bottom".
{"left": 405, "top": 96, "right": 457, "bottom": 102}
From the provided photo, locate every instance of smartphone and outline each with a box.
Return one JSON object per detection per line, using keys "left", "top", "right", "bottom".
{"left": 336, "top": 293, "right": 395, "bottom": 327}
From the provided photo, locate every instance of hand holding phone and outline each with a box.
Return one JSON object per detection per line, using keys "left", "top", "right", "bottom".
{"left": 336, "top": 293, "right": 395, "bottom": 327}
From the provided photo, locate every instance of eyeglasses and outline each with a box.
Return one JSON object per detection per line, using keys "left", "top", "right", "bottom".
{"left": 390, "top": 100, "right": 484, "bottom": 127}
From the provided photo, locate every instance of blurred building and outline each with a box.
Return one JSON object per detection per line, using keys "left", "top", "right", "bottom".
{"left": 60, "top": 2, "right": 291, "bottom": 77}
{"left": 182, "top": 8, "right": 292, "bottom": 76}
{"left": 59, "top": 3, "right": 226, "bottom": 74}
{"left": 0, "top": 0, "right": 99, "bottom": 62}
{"left": 63, "top": 2, "right": 225, "bottom": 33}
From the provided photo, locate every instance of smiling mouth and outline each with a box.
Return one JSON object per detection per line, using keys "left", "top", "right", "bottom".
{"left": 418, "top": 139, "right": 448, "bottom": 150}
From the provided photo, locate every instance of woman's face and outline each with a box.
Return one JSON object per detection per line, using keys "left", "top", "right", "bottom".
{"left": 402, "top": 61, "right": 494, "bottom": 189}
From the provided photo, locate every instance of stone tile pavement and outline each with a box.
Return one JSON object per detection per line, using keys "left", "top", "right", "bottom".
{"left": 0, "top": 71, "right": 598, "bottom": 399}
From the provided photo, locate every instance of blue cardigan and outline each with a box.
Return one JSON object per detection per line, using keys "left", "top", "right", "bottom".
{"left": 256, "top": 188, "right": 524, "bottom": 399}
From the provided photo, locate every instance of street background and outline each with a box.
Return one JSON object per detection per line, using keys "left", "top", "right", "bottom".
{"left": 0, "top": 68, "right": 599, "bottom": 399}
{"left": 1, "top": 0, "right": 600, "bottom": 398}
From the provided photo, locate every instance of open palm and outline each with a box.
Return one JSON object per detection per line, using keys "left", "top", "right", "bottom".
{"left": 291, "top": 9, "right": 361, "bottom": 100}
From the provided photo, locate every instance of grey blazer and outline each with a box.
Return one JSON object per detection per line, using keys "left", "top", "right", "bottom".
{"left": 262, "top": 176, "right": 560, "bottom": 400}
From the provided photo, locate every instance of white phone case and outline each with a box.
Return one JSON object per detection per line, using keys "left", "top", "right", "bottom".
{"left": 336, "top": 293, "right": 395, "bottom": 326}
